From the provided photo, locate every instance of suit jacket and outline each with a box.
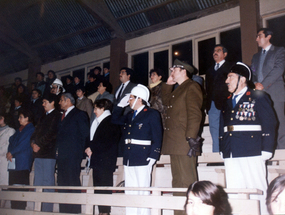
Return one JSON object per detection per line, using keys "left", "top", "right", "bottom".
{"left": 114, "top": 82, "right": 137, "bottom": 115}
{"left": 76, "top": 96, "right": 93, "bottom": 118}
{"left": 8, "top": 123, "right": 35, "bottom": 171}
{"left": 29, "top": 98, "right": 45, "bottom": 125}
{"left": 251, "top": 45, "right": 285, "bottom": 102}
{"left": 30, "top": 109, "right": 61, "bottom": 158}
{"left": 219, "top": 88, "right": 277, "bottom": 158}
{"left": 161, "top": 79, "right": 203, "bottom": 155}
{"left": 206, "top": 61, "right": 233, "bottom": 111}
{"left": 112, "top": 106, "right": 162, "bottom": 166}
{"left": 56, "top": 108, "right": 89, "bottom": 160}
{"left": 86, "top": 115, "right": 120, "bottom": 172}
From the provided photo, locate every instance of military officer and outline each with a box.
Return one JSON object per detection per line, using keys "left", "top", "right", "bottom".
{"left": 112, "top": 84, "right": 162, "bottom": 215}
{"left": 220, "top": 62, "right": 277, "bottom": 214}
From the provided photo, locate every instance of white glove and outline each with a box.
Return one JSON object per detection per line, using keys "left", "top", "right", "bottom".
{"left": 261, "top": 151, "right": 272, "bottom": 161}
{"left": 147, "top": 157, "right": 156, "bottom": 167}
{"left": 117, "top": 93, "right": 130, "bottom": 108}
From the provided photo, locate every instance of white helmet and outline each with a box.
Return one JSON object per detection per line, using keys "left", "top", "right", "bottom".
{"left": 131, "top": 84, "right": 150, "bottom": 106}
{"left": 51, "top": 78, "right": 65, "bottom": 94}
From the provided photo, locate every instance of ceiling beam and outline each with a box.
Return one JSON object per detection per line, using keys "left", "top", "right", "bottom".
{"left": 125, "top": 0, "right": 239, "bottom": 39}
{"left": 77, "top": 0, "right": 126, "bottom": 39}
{"left": 0, "top": 14, "right": 37, "bottom": 58}
{"left": 31, "top": 23, "right": 103, "bottom": 48}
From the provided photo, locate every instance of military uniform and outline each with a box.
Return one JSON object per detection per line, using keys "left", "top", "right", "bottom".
{"left": 112, "top": 105, "right": 162, "bottom": 215}
{"left": 220, "top": 87, "right": 277, "bottom": 214}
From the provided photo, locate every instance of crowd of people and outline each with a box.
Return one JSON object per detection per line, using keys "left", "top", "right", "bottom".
{"left": 0, "top": 27, "right": 284, "bottom": 215}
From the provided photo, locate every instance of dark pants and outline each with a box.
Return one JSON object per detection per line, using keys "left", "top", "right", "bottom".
{"left": 93, "top": 166, "right": 114, "bottom": 213}
{"left": 9, "top": 170, "right": 30, "bottom": 209}
{"left": 57, "top": 158, "right": 82, "bottom": 214}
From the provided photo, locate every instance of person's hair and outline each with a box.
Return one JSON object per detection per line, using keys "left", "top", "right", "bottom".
{"left": 149, "top": 68, "right": 164, "bottom": 80}
{"left": 17, "top": 84, "right": 26, "bottom": 94}
{"left": 266, "top": 175, "right": 285, "bottom": 215}
{"left": 47, "top": 70, "right": 56, "bottom": 78}
{"left": 258, "top": 28, "right": 273, "bottom": 38}
{"left": 101, "top": 80, "right": 113, "bottom": 93}
{"left": 32, "top": 89, "right": 42, "bottom": 97}
{"left": 89, "top": 73, "right": 96, "bottom": 79}
{"left": 94, "top": 99, "right": 113, "bottom": 112}
{"left": 62, "top": 93, "right": 75, "bottom": 105}
{"left": 93, "top": 66, "right": 102, "bottom": 72}
{"left": 0, "top": 112, "right": 13, "bottom": 127}
{"left": 18, "top": 109, "right": 34, "bottom": 123}
{"left": 14, "top": 96, "right": 23, "bottom": 104}
{"left": 14, "top": 77, "right": 22, "bottom": 82}
{"left": 76, "top": 85, "right": 86, "bottom": 93}
{"left": 214, "top": 44, "right": 228, "bottom": 54}
{"left": 185, "top": 181, "right": 232, "bottom": 215}
{"left": 43, "top": 93, "right": 58, "bottom": 104}
{"left": 73, "top": 74, "right": 80, "bottom": 79}
{"left": 120, "top": 67, "right": 134, "bottom": 77}
{"left": 36, "top": 72, "right": 44, "bottom": 78}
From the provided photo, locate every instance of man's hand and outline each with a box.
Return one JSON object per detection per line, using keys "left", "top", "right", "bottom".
{"left": 187, "top": 137, "right": 202, "bottom": 157}
{"left": 166, "top": 75, "right": 176, "bottom": 85}
{"left": 85, "top": 147, "right": 92, "bottom": 158}
{"left": 117, "top": 94, "right": 130, "bottom": 107}
{"left": 255, "top": 82, "right": 264, "bottom": 90}
{"left": 6, "top": 152, "right": 13, "bottom": 162}
{"left": 31, "top": 143, "right": 40, "bottom": 153}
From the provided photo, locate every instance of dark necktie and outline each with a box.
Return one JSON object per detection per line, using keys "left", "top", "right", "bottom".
{"left": 215, "top": 63, "right": 219, "bottom": 71}
{"left": 118, "top": 83, "right": 124, "bottom": 99}
{"left": 232, "top": 95, "right": 238, "bottom": 108}
{"left": 132, "top": 110, "right": 137, "bottom": 121}
{"left": 61, "top": 111, "right": 66, "bottom": 121}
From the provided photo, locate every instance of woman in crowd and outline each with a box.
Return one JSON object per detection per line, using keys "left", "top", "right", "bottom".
{"left": 185, "top": 180, "right": 232, "bottom": 215}
{"left": 85, "top": 99, "right": 120, "bottom": 215}
{"left": 148, "top": 68, "right": 166, "bottom": 128}
{"left": 76, "top": 86, "right": 93, "bottom": 118}
{"left": 96, "top": 80, "right": 114, "bottom": 103}
{"left": 6, "top": 109, "right": 35, "bottom": 209}
{"left": 266, "top": 175, "right": 285, "bottom": 215}
{"left": 46, "top": 70, "right": 57, "bottom": 87}
{"left": 0, "top": 113, "right": 15, "bottom": 186}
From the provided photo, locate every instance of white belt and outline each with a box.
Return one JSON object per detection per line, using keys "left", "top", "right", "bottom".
{"left": 224, "top": 125, "right": 262, "bottom": 132}
{"left": 125, "top": 139, "right": 151, "bottom": 145}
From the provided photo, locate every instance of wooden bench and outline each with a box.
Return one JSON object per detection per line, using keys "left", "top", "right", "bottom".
{"left": 0, "top": 185, "right": 262, "bottom": 215}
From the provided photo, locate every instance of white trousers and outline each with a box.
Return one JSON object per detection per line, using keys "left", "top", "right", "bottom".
{"left": 224, "top": 156, "right": 268, "bottom": 215}
{"left": 124, "top": 165, "right": 152, "bottom": 215}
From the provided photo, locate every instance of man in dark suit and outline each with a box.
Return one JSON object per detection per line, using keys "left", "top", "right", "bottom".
{"left": 251, "top": 28, "right": 285, "bottom": 149}
{"left": 112, "top": 84, "right": 162, "bottom": 215}
{"left": 114, "top": 67, "right": 137, "bottom": 156}
{"left": 56, "top": 93, "right": 89, "bottom": 213}
{"left": 220, "top": 62, "right": 277, "bottom": 214}
{"left": 29, "top": 89, "right": 45, "bottom": 125}
{"left": 206, "top": 44, "right": 232, "bottom": 152}
{"left": 30, "top": 94, "right": 61, "bottom": 212}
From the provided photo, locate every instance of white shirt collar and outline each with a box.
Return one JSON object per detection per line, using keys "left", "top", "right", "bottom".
{"left": 233, "top": 87, "right": 248, "bottom": 104}
{"left": 65, "top": 105, "right": 75, "bottom": 116}
{"left": 216, "top": 59, "right": 225, "bottom": 67}
{"left": 47, "top": 108, "right": 55, "bottom": 114}
{"left": 134, "top": 105, "right": 145, "bottom": 116}
{"left": 263, "top": 44, "right": 272, "bottom": 52}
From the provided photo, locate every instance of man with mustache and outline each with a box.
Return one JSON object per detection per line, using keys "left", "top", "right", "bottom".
{"left": 206, "top": 44, "right": 233, "bottom": 152}
{"left": 221, "top": 62, "right": 277, "bottom": 214}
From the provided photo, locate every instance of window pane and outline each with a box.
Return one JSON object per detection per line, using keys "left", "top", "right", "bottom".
{"left": 198, "top": 38, "right": 216, "bottom": 75}
{"left": 132, "top": 52, "right": 149, "bottom": 86}
{"left": 154, "top": 50, "right": 169, "bottom": 82}
{"left": 220, "top": 28, "right": 242, "bottom": 62}
{"left": 172, "top": 41, "right": 193, "bottom": 65}
{"left": 267, "top": 16, "right": 285, "bottom": 48}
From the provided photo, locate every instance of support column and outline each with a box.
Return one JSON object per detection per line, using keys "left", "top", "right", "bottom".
{"left": 109, "top": 38, "right": 127, "bottom": 93}
{"left": 239, "top": 0, "right": 261, "bottom": 65}
{"left": 27, "top": 57, "right": 41, "bottom": 92}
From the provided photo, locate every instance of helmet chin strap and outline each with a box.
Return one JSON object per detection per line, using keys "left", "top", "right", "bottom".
{"left": 232, "top": 75, "right": 241, "bottom": 94}
{"left": 131, "top": 97, "right": 139, "bottom": 109}
{"left": 56, "top": 85, "right": 60, "bottom": 95}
